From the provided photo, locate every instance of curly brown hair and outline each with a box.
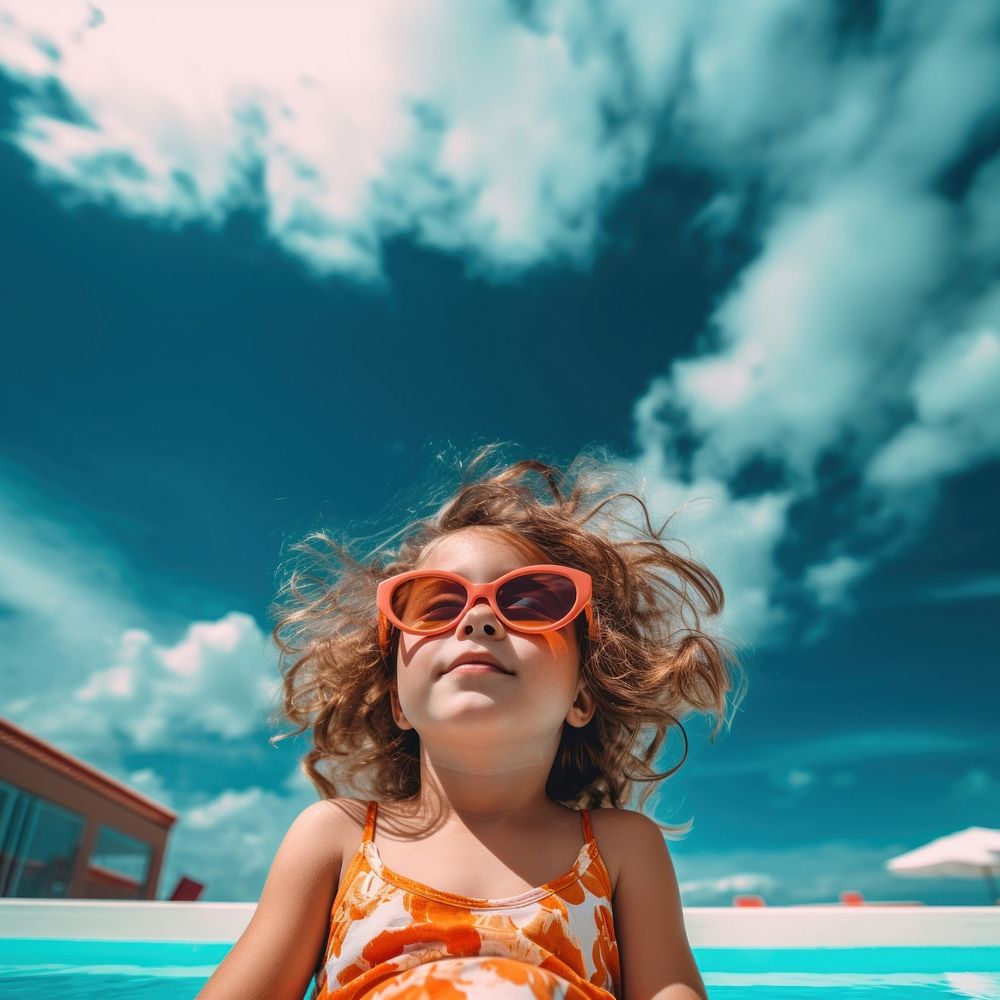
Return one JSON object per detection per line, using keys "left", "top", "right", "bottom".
{"left": 270, "top": 446, "right": 746, "bottom": 835}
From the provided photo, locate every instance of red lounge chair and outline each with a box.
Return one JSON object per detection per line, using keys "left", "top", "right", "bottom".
{"left": 169, "top": 876, "right": 205, "bottom": 901}
{"left": 732, "top": 895, "right": 766, "bottom": 907}
{"left": 840, "top": 890, "right": 865, "bottom": 906}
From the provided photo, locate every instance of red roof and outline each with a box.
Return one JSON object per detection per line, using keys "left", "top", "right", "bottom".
{"left": 0, "top": 716, "right": 176, "bottom": 828}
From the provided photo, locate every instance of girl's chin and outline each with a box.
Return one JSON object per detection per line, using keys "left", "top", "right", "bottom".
{"left": 433, "top": 698, "right": 514, "bottom": 718}
{"left": 422, "top": 704, "right": 530, "bottom": 730}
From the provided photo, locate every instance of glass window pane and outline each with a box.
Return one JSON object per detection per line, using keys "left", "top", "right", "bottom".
{"left": 9, "top": 798, "right": 85, "bottom": 898}
{"left": 0, "top": 782, "right": 13, "bottom": 837}
{"left": 0, "top": 781, "right": 21, "bottom": 895}
{"left": 91, "top": 825, "right": 152, "bottom": 888}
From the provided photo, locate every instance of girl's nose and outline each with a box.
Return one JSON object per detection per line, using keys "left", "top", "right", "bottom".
{"left": 460, "top": 598, "right": 504, "bottom": 639}
{"left": 463, "top": 622, "right": 496, "bottom": 636}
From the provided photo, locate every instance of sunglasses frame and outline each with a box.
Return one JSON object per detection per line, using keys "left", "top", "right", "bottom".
{"left": 376, "top": 564, "right": 596, "bottom": 657}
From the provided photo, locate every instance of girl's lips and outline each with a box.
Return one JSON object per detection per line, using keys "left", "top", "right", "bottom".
{"left": 447, "top": 661, "right": 511, "bottom": 675}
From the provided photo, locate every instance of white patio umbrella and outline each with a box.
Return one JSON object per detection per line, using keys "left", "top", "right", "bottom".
{"left": 885, "top": 827, "right": 1000, "bottom": 904}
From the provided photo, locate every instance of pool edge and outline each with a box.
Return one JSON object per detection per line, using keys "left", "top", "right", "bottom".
{"left": 1, "top": 900, "right": 998, "bottom": 947}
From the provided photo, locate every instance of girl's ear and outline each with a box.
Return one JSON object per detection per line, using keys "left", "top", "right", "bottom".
{"left": 389, "top": 681, "right": 414, "bottom": 731}
{"left": 565, "top": 681, "right": 596, "bottom": 729}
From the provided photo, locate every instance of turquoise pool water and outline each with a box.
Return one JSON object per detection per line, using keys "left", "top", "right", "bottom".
{"left": 2, "top": 939, "right": 1000, "bottom": 997}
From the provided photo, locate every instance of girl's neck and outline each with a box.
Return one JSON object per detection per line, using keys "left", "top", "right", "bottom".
{"left": 396, "top": 745, "right": 566, "bottom": 828}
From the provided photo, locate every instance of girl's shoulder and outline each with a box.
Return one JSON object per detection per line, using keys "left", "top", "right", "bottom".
{"left": 295, "top": 797, "right": 372, "bottom": 868}
{"left": 310, "top": 796, "right": 371, "bottom": 824}
{"left": 582, "top": 805, "right": 653, "bottom": 896}
{"left": 587, "top": 805, "right": 669, "bottom": 838}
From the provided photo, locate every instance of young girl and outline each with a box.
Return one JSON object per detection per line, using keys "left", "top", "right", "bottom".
{"left": 198, "top": 450, "right": 744, "bottom": 1000}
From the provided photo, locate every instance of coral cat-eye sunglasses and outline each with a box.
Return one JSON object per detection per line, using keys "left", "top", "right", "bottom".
{"left": 376, "top": 564, "right": 597, "bottom": 657}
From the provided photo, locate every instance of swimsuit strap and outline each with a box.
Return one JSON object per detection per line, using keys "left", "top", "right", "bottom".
{"left": 363, "top": 800, "right": 378, "bottom": 843}
{"left": 580, "top": 808, "right": 597, "bottom": 850}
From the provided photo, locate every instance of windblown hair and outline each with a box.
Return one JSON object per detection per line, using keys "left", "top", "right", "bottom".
{"left": 270, "top": 446, "right": 746, "bottom": 835}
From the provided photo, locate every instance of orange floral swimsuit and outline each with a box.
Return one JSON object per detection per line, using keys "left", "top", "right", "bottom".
{"left": 313, "top": 801, "right": 621, "bottom": 999}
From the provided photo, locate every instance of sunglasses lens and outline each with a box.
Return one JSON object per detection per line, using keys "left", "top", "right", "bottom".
{"left": 496, "top": 573, "right": 577, "bottom": 630}
{"left": 391, "top": 576, "right": 469, "bottom": 632}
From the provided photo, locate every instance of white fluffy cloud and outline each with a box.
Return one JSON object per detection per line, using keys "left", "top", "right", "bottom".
{"left": 678, "top": 870, "right": 777, "bottom": 900}
{"left": 804, "top": 555, "right": 870, "bottom": 609}
{"left": 0, "top": 467, "right": 280, "bottom": 771}
{"left": 622, "top": 454, "right": 792, "bottom": 646}
{"left": 6, "top": 608, "right": 279, "bottom": 765}
{"left": 651, "top": 185, "right": 953, "bottom": 484}
{"left": 75, "top": 614, "right": 278, "bottom": 747}
{"left": 629, "top": 2, "right": 1000, "bottom": 640}
{"left": 160, "top": 782, "right": 312, "bottom": 900}
{"left": 869, "top": 324, "right": 1000, "bottom": 488}
{"left": 0, "top": 0, "right": 656, "bottom": 280}
{"left": 674, "top": 839, "right": 945, "bottom": 906}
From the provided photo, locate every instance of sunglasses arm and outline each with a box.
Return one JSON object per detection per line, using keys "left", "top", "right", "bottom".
{"left": 378, "top": 613, "right": 392, "bottom": 661}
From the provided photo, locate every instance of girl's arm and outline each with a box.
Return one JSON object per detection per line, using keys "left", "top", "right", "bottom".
{"left": 196, "top": 801, "right": 344, "bottom": 1000}
{"left": 611, "top": 811, "right": 708, "bottom": 1000}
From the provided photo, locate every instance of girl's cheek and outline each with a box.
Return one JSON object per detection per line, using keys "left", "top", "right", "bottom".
{"left": 544, "top": 633, "right": 568, "bottom": 653}
{"left": 396, "top": 634, "right": 431, "bottom": 669}
{"left": 538, "top": 629, "right": 578, "bottom": 660}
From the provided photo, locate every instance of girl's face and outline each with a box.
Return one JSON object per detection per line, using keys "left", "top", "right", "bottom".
{"left": 388, "top": 527, "right": 596, "bottom": 744}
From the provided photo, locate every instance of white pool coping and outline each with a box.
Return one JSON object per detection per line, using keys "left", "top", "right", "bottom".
{"left": 1, "top": 900, "right": 998, "bottom": 948}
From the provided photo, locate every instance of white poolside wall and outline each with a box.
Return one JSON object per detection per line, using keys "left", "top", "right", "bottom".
{"left": 1, "top": 900, "right": 999, "bottom": 947}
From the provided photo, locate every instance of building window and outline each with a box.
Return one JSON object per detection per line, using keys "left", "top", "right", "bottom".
{"left": 0, "top": 782, "right": 85, "bottom": 898}
{"left": 88, "top": 824, "right": 152, "bottom": 897}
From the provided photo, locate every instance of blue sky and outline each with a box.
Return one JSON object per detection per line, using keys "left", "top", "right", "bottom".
{"left": 1, "top": 0, "right": 999, "bottom": 905}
